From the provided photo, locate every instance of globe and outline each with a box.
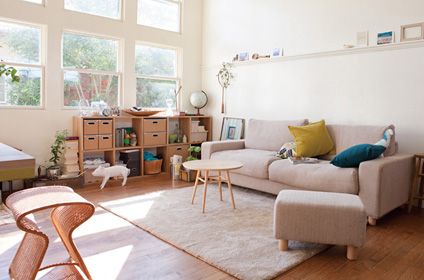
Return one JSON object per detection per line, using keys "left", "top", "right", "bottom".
{"left": 190, "top": 91, "right": 208, "bottom": 115}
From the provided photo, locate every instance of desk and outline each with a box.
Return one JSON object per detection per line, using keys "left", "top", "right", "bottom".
{"left": 0, "top": 143, "right": 35, "bottom": 181}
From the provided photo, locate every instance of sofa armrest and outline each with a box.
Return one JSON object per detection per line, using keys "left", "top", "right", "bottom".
{"left": 201, "top": 140, "right": 245, "bottom": 159}
{"left": 358, "top": 154, "right": 414, "bottom": 219}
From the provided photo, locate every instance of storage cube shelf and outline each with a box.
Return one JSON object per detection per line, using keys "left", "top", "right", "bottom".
{"left": 73, "top": 115, "right": 212, "bottom": 185}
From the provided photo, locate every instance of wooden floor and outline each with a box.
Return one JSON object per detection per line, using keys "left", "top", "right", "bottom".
{"left": 1, "top": 176, "right": 423, "bottom": 280}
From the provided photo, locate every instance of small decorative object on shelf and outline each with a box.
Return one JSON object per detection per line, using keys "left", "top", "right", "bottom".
{"left": 190, "top": 91, "right": 208, "bottom": 115}
{"left": 377, "top": 31, "right": 395, "bottom": 45}
{"left": 401, "top": 23, "right": 424, "bottom": 42}
{"left": 356, "top": 31, "right": 369, "bottom": 47}
{"left": 271, "top": 48, "right": 284, "bottom": 57}
{"left": 252, "top": 53, "right": 271, "bottom": 60}
{"left": 110, "top": 106, "right": 121, "bottom": 116}
{"left": 238, "top": 52, "right": 249, "bottom": 61}
{"left": 217, "top": 62, "right": 234, "bottom": 114}
{"left": 130, "top": 131, "right": 137, "bottom": 146}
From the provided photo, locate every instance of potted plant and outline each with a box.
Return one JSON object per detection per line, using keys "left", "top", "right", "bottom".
{"left": 186, "top": 146, "right": 201, "bottom": 161}
{"left": 47, "top": 130, "right": 68, "bottom": 179}
{"left": 181, "top": 146, "right": 201, "bottom": 182}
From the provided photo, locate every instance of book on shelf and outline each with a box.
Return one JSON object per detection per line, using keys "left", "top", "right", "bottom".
{"left": 288, "top": 157, "right": 319, "bottom": 165}
{"left": 115, "top": 127, "right": 133, "bottom": 147}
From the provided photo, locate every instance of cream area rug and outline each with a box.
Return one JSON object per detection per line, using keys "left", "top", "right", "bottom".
{"left": 100, "top": 185, "right": 326, "bottom": 280}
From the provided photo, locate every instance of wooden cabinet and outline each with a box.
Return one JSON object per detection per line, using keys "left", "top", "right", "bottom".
{"left": 73, "top": 115, "right": 212, "bottom": 185}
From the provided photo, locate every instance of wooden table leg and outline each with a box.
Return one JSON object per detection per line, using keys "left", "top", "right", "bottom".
{"left": 226, "top": 170, "right": 236, "bottom": 209}
{"left": 191, "top": 170, "right": 200, "bottom": 204}
{"left": 202, "top": 170, "right": 209, "bottom": 213}
{"left": 218, "top": 171, "right": 223, "bottom": 201}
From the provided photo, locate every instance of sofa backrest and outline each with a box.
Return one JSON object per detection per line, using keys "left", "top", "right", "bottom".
{"left": 245, "top": 119, "right": 307, "bottom": 151}
{"left": 326, "top": 124, "right": 397, "bottom": 156}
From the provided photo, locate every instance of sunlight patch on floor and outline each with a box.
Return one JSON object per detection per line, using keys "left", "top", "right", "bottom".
{"left": 0, "top": 232, "right": 23, "bottom": 255}
{"left": 84, "top": 245, "right": 133, "bottom": 279}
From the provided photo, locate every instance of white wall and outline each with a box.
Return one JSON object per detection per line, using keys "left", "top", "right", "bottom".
{"left": 0, "top": 0, "right": 203, "bottom": 166}
{"left": 202, "top": 0, "right": 424, "bottom": 153}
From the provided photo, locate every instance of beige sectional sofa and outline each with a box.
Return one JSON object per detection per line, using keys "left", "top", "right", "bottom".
{"left": 202, "top": 119, "right": 413, "bottom": 223}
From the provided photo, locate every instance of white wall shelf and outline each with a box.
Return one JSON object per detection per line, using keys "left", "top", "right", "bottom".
{"left": 230, "top": 40, "right": 424, "bottom": 67}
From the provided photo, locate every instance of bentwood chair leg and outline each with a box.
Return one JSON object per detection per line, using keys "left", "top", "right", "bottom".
{"left": 191, "top": 170, "right": 200, "bottom": 204}
{"left": 202, "top": 171, "right": 209, "bottom": 213}
{"left": 226, "top": 170, "right": 236, "bottom": 209}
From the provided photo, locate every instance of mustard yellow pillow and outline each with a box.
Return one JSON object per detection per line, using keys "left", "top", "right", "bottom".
{"left": 288, "top": 120, "right": 334, "bottom": 158}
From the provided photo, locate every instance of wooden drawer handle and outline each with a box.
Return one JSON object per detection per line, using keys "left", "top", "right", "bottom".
{"left": 87, "top": 122, "right": 96, "bottom": 125}
{"left": 176, "top": 148, "right": 182, "bottom": 151}
{"left": 152, "top": 121, "right": 158, "bottom": 124}
{"left": 102, "top": 122, "right": 110, "bottom": 125}
{"left": 102, "top": 137, "right": 110, "bottom": 140}
{"left": 88, "top": 137, "right": 96, "bottom": 140}
{"left": 153, "top": 134, "right": 158, "bottom": 137}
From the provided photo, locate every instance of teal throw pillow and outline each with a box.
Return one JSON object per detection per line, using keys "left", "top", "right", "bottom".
{"left": 330, "top": 144, "right": 386, "bottom": 168}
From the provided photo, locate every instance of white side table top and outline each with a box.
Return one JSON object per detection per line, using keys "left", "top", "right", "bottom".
{"left": 183, "top": 160, "right": 243, "bottom": 171}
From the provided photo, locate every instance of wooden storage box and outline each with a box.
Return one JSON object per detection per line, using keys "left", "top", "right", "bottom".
{"left": 191, "top": 131, "right": 208, "bottom": 142}
{"left": 144, "top": 119, "right": 166, "bottom": 132}
{"left": 144, "top": 159, "right": 163, "bottom": 175}
{"left": 181, "top": 169, "right": 197, "bottom": 182}
{"left": 144, "top": 132, "right": 166, "bottom": 146}
{"left": 98, "top": 119, "right": 113, "bottom": 134}
{"left": 83, "top": 120, "right": 99, "bottom": 135}
{"left": 168, "top": 144, "right": 189, "bottom": 160}
{"left": 98, "top": 135, "right": 113, "bottom": 149}
{"left": 84, "top": 135, "right": 99, "bottom": 150}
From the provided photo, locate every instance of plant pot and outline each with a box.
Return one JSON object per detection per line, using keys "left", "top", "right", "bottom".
{"left": 47, "top": 166, "right": 61, "bottom": 179}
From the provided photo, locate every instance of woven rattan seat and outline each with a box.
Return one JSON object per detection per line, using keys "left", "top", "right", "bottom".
{"left": 6, "top": 186, "right": 94, "bottom": 280}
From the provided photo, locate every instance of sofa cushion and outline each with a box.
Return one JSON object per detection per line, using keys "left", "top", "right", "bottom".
{"left": 269, "top": 160, "right": 359, "bottom": 194}
{"left": 245, "top": 119, "right": 307, "bottom": 151}
{"left": 331, "top": 144, "right": 386, "bottom": 168}
{"left": 326, "top": 124, "right": 396, "bottom": 157}
{"left": 211, "top": 149, "right": 280, "bottom": 179}
{"left": 288, "top": 120, "right": 334, "bottom": 157}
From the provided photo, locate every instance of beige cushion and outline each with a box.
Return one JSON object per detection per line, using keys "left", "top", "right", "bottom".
{"left": 211, "top": 149, "right": 280, "bottom": 179}
{"left": 245, "top": 119, "right": 307, "bottom": 151}
{"left": 326, "top": 124, "right": 396, "bottom": 157}
{"left": 274, "top": 190, "right": 367, "bottom": 247}
{"left": 268, "top": 160, "right": 359, "bottom": 194}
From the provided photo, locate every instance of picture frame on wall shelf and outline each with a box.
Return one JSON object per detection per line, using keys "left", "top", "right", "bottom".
{"left": 377, "top": 31, "right": 395, "bottom": 45}
{"left": 356, "top": 31, "right": 369, "bottom": 47}
{"left": 401, "top": 23, "right": 424, "bottom": 42}
{"left": 238, "top": 52, "right": 250, "bottom": 61}
{"left": 271, "top": 48, "right": 284, "bottom": 57}
{"left": 220, "top": 117, "right": 245, "bottom": 141}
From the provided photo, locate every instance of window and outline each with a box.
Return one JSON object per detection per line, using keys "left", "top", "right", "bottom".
{"left": 62, "top": 32, "right": 120, "bottom": 107}
{"left": 135, "top": 44, "right": 179, "bottom": 109}
{"left": 137, "top": 0, "right": 181, "bottom": 32}
{"left": 0, "top": 20, "right": 43, "bottom": 107}
{"left": 64, "top": 0, "right": 122, "bottom": 20}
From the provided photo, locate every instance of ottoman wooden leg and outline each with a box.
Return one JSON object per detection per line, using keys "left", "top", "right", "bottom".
{"left": 278, "top": 239, "right": 289, "bottom": 251}
{"left": 347, "top": 245, "right": 359, "bottom": 260}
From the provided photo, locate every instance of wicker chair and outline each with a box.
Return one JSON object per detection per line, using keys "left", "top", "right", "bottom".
{"left": 6, "top": 186, "right": 95, "bottom": 280}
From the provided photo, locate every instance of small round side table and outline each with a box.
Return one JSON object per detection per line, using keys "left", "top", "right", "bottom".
{"left": 183, "top": 160, "right": 243, "bottom": 213}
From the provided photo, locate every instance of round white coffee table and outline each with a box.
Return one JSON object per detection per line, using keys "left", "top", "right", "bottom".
{"left": 183, "top": 160, "right": 243, "bottom": 213}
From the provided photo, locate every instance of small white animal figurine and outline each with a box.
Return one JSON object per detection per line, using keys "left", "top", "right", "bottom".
{"left": 92, "top": 166, "right": 130, "bottom": 190}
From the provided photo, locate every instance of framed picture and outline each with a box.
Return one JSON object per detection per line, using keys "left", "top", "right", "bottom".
{"left": 356, "top": 31, "right": 369, "bottom": 47}
{"left": 401, "top": 23, "right": 424, "bottom": 42}
{"left": 271, "top": 48, "right": 284, "bottom": 57}
{"left": 377, "top": 31, "right": 395, "bottom": 45}
{"left": 220, "top": 117, "right": 245, "bottom": 140}
{"left": 238, "top": 52, "right": 249, "bottom": 61}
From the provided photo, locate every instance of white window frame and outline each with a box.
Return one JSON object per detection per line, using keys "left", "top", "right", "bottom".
{"left": 61, "top": 30, "right": 122, "bottom": 109}
{"left": 137, "top": 0, "right": 183, "bottom": 34}
{"left": 0, "top": 18, "right": 45, "bottom": 109}
{"left": 135, "top": 42, "right": 182, "bottom": 110}
{"left": 21, "top": 0, "right": 45, "bottom": 6}
{"left": 63, "top": 0, "right": 123, "bottom": 21}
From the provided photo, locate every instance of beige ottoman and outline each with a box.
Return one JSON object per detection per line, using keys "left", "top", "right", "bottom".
{"left": 274, "top": 190, "right": 367, "bottom": 260}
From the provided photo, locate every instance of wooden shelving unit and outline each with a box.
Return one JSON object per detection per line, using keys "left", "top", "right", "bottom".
{"left": 73, "top": 115, "right": 212, "bottom": 185}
